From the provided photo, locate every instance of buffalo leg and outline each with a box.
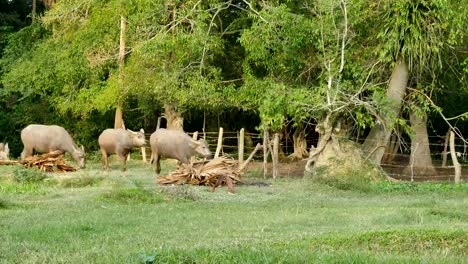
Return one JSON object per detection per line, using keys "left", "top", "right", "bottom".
{"left": 119, "top": 153, "right": 128, "bottom": 172}
{"left": 154, "top": 155, "right": 161, "bottom": 174}
{"left": 20, "top": 148, "right": 32, "bottom": 160}
{"left": 100, "top": 148, "right": 108, "bottom": 170}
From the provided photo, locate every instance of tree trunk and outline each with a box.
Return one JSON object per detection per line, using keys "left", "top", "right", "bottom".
{"left": 114, "top": 16, "right": 126, "bottom": 129}
{"left": 403, "top": 111, "right": 436, "bottom": 176}
{"left": 290, "top": 127, "right": 308, "bottom": 160}
{"left": 32, "top": 0, "right": 36, "bottom": 21}
{"left": 43, "top": 0, "right": 55, "bottom": 9}
{"left": 441, "top": 129, "right": 450, "bottom": 167}
{"left": 305, "top": 115, "right": 382, "bottom": 182}
{"left": 164, "top": 103, "right": 184, "bottom": 130}
{"left": 362, "top": 59, "right": 409, "bottom": 164}
{"left": 381, "top": 132, "right": 400, "bottom": 164}
{"left": 114, "top": 105, "right": 124, "bottom": 129}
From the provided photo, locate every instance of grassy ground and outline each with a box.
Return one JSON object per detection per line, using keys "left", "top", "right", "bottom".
{"left": 0, "top": 158, "right": 467, "bottom": 263}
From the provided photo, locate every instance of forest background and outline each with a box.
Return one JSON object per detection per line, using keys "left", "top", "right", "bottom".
{"left": 0, "top": 0, "right": 467, "bottom": 176}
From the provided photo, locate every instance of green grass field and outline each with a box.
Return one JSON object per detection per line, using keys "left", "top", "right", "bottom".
{"left": 0, "top": 159, "right": 467, "bottom": 263}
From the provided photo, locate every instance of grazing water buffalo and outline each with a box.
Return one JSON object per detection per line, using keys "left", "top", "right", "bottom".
{"left": 98, "top": 128, "right": 146, "bottom": 171}
{"left": 20, "top": 124, "right": 86, "bottom": 168}
{"left": 0, "top": 143, "right": 9, "bottom": 160}
{"left": 150, "top": 128, "right": 212, "bottom": 174}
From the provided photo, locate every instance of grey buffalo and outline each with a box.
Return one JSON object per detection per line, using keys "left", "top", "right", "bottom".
{"left": 20, "top": 124, "right": 86, "bottom": 168}
{"left": 98, "top": 128, "right": 146, "bottom": 171}
{"left": 150, "top": 128, "right": 212, "bottom": 174}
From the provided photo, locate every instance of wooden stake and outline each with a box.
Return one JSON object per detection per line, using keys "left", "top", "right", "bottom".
{"left": 238, "top": 143, "right": 262, "bottom": 172}
{"left": 272, "top": 133, "right": 280, "bottom": 179}
{"left": 449, "top": 130, "right": 461, "bottom": 183}
{"left": 238, "top": 128, "right": 245, "bottom": 169}
{"left": 156, "top": 116, "right": 162, "bottom": 131}
{"left": 441, "top": 128, "right": 450, "bottom": 167}
{"left": 263, "top": 130, "right": 269, "bottom": 179}
{"left": 214, "top": 127, "right": 223, "bottom": 159}
{"left": 141, "top": 146, "right": 147, "bottom": 163}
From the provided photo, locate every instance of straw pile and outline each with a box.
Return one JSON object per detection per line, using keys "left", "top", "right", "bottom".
{"left": 156, "top": 157, "right": 243, "bottom": 193}
{"left": 0, "top": 150, "right": 76, "bottom": 172}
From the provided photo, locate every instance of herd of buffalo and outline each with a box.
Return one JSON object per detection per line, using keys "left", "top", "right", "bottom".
{"left": 0, "top": 124, "right": 212, "bottom": 173}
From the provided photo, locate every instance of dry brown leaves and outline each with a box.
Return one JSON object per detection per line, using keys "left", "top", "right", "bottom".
{"left": 156, "top": 157, "right": 243, "bottom": 193}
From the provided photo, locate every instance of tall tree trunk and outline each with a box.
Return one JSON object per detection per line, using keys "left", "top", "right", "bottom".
{"left": 164, "top": 103, "right": 184, "bottom": 130}
{"left": 114, "top": 15, "right": 126, "bottom": 129}
{"left": 43, "top": 0, "right": 56, "bottom": 9}
{"left": 362, "top": 59, "right": 408, "bottom": 164}
{"left": 32, "top": 0, "right": 36, "bottom": 21}
{"left": 403, "top": 110, "right": 436, "bottom": 176}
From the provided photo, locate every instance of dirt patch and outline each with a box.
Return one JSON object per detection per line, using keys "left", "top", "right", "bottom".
{"left": 245, "top": 160, "right": 308, "bottom": 178}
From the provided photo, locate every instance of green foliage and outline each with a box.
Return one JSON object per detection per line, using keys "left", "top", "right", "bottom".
{"left": 100, "top": 186, "right": 165, "bottom": 204}
{"left": 0, "top": 198, "right": 12, "bottom": 209}
{"left": 56, "top": 175, "right": 104, "bottom": 188}
{"left": 377, "top": 0, "right": 453, "bottom": 75}
{"left": 372, "top": 181, "right": 468, "bottom": 193}
{"left": 310, "top": 229, "right": 467, "bottom": 255}
{"left": 12, "top": 167, "right": 48, "bottom": 183}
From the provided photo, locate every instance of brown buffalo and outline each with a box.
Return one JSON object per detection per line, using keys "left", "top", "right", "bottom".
{"left": 98, "top": 128, "right": 146, "bottom": 171}
{"left": 150, "top": 128, "right": 211, "bottom": 174}
{"left": 20, "top": 124, "right": 85, "bottom": 168}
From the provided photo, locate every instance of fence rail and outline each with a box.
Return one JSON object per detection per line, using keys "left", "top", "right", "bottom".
{"left": 140, "top": 128, "right": 467, "bottom": 182}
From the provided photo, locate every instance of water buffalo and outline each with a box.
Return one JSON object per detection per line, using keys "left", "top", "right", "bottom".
{"left": 150, "top": 128, "right": 212, "bottom": 174}
{"left": 20, "top": 124, "right": 86, "bottom": 168}
{"left": 98, "top": 128, "right": 146, "bottom": 171}
{"left": 0, "top": 143, "right": 9, "bottom": 160}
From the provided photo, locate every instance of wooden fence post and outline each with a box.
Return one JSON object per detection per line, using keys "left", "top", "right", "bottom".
{"left": 214, "top": 127, "right": 223, "bottom": 159}
{"left": 441, "top": 129, "right": 450, "bottom": 167}
{"left": 272, "top": 133, "right": 279, "bottom": 179}
{"left": 141, "top": 128, "right": 147, "bottom": 163}
{"left": 449, "top": 130, "right": 461, "bottom": 183}
{"left": 156, "top": 116, "right": 162, "bottom": 131}
{"left": 238, "top": 128, "right": 244, "bottom": 169}
{"left": 263, "top": 130, "right": 269, "bottom": 179}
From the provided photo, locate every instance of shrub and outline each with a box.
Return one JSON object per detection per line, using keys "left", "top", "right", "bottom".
{"left": 12, "top": 167, "right": 47, "bottom": 183}
{"left": 57, "top": 175, "right": 104, "bottom": 188}
{"left": 100, "top": 187, "right": 165, "bottom": 204}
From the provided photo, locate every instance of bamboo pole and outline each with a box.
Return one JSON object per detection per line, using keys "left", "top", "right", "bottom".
{"left": 214, "top": 127, "right": 223, "bottom": 159}
{"left": 449, "top": 130, "right": 461, "bottom": 183}
{"left": 238, "top": 143, "right": 262, "bottom": 172}
{"left": 156, "top": 116, "right": 162, "bottom": 131}
{"left": 272, "top": 133, "right": 279, "bottom": 179}
{"left": 238, "top": 128, "right": 245, "bottom": 169}
{"left": 141, "top": 128, "right": 147, "bottom": 163}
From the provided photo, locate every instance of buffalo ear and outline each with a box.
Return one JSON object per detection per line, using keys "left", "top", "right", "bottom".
{"left": 189, "top": 139, "right": 199, "bottom": 148}
{"left": 140, "top": 128, "right": 144, "bottom": 133}
{"left": 80, "top": 145, "right": 85, "bottom": 152}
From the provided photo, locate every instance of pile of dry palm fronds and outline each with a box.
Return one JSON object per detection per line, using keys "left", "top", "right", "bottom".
{"left": 157, "top": 157, "right": 243, "bottom": 193}
{"left": 0, "top": 150, "right": 76, "bottom": 173}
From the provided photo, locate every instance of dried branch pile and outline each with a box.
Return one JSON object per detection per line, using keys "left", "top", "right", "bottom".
{"left": 0, "top": 150, "right": 76, "bottom": 173}
{"left": 157, "top": 157, "right": 243, "bottom": 193}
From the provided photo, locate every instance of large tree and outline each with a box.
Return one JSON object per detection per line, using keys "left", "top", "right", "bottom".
{"left": 362, "top": 0, "right": 465, "bottom": 170}
{"left": 240, "top": 0, "right": 384, "bottom": 180}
